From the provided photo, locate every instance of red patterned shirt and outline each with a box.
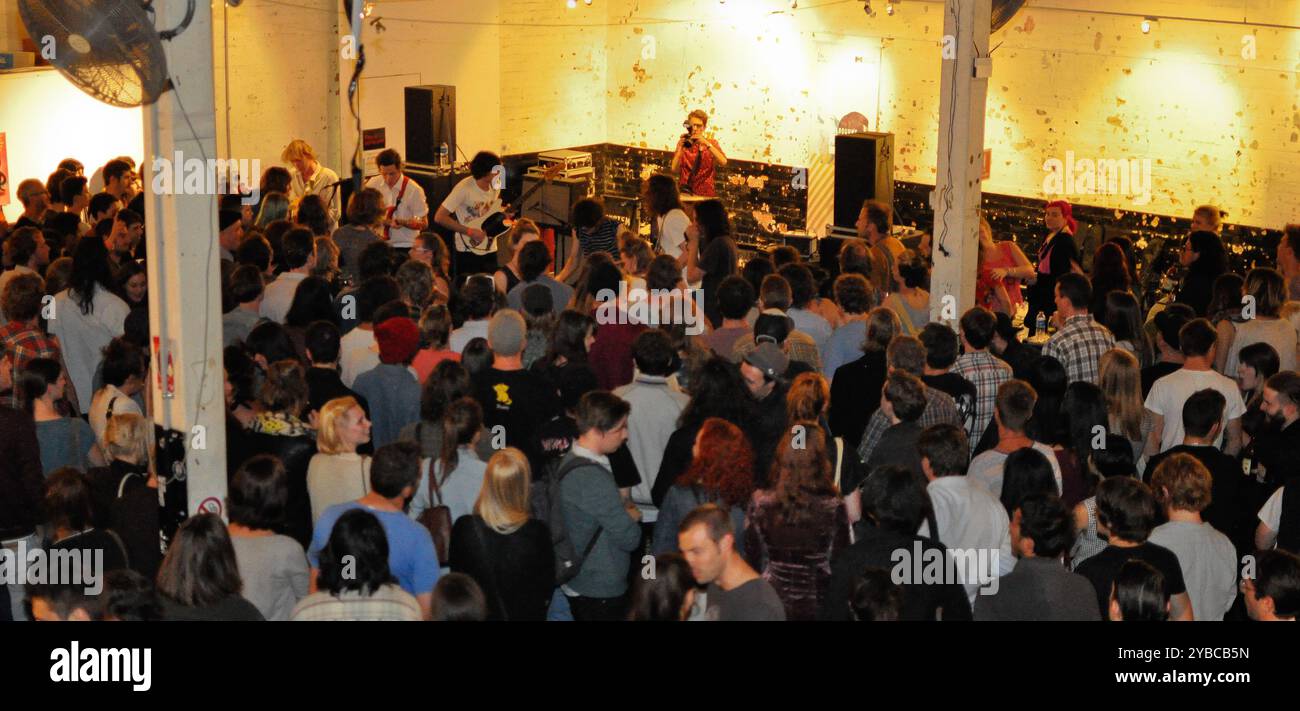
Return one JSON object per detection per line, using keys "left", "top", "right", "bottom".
{"left": 0, "top": 321, "right": 62, "bottom": 372}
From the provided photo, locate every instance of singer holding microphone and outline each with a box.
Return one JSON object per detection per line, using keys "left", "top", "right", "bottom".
{"left": 671, "top": 109, "right": 728, "bottom": 197}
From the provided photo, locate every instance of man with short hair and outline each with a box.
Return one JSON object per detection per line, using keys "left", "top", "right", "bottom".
{"left": 558, "top": 391, "right": 643, "bottom": 621}
{"left": 973, "top": 494, "right": 1100, "bottom": 621}
{"left": 989, "top": 311, "right": 1036, "bottom": 381}
{"left": 856, "top": 335, "right": 964, "bottom": 465}
{"left": 0, "top": 272, "right": 67, "bottom": 410}
{"left": 1242, "top": 549, "right": 1300, "bottom": 621}
{"left": 436, "top": 151, "right": 506, "bottom": 275}
{"left": 615, "top": 330, "right": 689, "bottom": 534}
{"left": 303, "top": 320, "right": 368, "bottom": 418}
{"left": 1254, "top": 371, "right": 1300, "bottom": 553}
{"left": 260, "top": 227, "right": 317, "bottom": 323}
{"left": 952, "top": 306, "right": 1013, "bottom": 450}
{"left": 0, "top": 227, "right": 50, "bottom": 324}
{"left": 473, "top": 310, "right": 559, "bottom": 464}
{"left": 855, "top": 199, "right": 903, "bottom": 292}
{"left": 916, "top": 424, "right": 1016, "bottom": 604}
{"left": 570, "top": 197, "right": 622, "bottom": 258}
{"left": 25, "top": 582, "right": 98, "bottom": 621}
{"left": 13, "top": 179, "right": 50, "bottom": 229}
{"left": 917, "top": 322, "right": 977, "bottom": 442}
{"left": 105, "top": 208, "right": 143, "bottom": 277}
{"left": 308, "top": 441, "right": 441, "bottom": 620}
{"left": 1042, "top": 272, "right": 1114, "bottom": 385}
{"left": 1075, "top": 477, "right": 1194, "bottom": 620}
{"left": 87, "top": 192, "right": 122, "bottom": 232}
{"left": 1142, "top": 388, "right": 1249, "bottom": 552}
{"left": 704, "top": 275, "right": 754, "bottom": 359}
{"left": 365, "top": 149, "right": 429, "bottom": 251}
{"left": 223, "top": 265, "right": 266, "bottom": 348}
{"left": 863, "top": 371, "right": 928, "bottom": 479}
{"left": 1143, "top": 305, "right": 1193, "bottom": 397}
{"left": 50, "top": 175, "right": 90, "bottom": 242}
{"left": 353, "top": 316, "right": 422, "bottom": 448}
{"left": 822, "top": 273, "right": 875, "bottom": 380}
{"left": 780, "top": 263, "right": 832, "bottom": 356}
{"left": 449, "top": 277, "right": 496, "bottom": 354}
{"left": 101, "top": 159, "right": 136, "bottom": 203}
{"left": 967, "top": 379, "right": 1062, "bottom": 497}
{"left": 1148, "top": 454, "right": 1238, "bottom": 621}
{"left": 1144, "top": 318, "right": 1244, "bottom": 456}
{"left": 506, "top": 241, "right": 573, "bottom": 314}
{"left": 679, "top": 503, "right": 785, "bottom": 621}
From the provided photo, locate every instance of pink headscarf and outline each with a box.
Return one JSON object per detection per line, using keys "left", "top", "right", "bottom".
{"left": 1045, "top": 199, "right": 1078, "bottom": 235}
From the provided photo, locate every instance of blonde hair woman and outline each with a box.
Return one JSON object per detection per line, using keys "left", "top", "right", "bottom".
{"left": 306, "top": 396, "right": 372, "bottom": 525}
{"left": 446, "top": 447, "right": 555, "bottom": 620}
{"left": 1098, "top": 349, "right": 1152, "bottom": 466}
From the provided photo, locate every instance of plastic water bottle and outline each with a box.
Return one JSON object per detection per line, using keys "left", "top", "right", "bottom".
{"left": 1035, "top": 312, "right": 1047, "bottom": 336}
{"left": 438, "top": 142, "right": 449, "bottom": 169}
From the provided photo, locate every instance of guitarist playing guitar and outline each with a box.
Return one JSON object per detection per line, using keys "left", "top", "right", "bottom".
{"left": 366, "top": 148, "right": 429, "bottom": 253}
{"left": 435, "top": 150, "right": 566, "bottom": 277}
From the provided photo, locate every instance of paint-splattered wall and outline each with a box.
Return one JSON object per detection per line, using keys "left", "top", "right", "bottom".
{"left": 602, "top": 0, "right": 1300, "bottom": 231}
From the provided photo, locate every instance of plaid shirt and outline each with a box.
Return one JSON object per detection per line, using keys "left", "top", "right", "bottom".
{"left": 0, "top": 321, "right": 62, "bottom": 373}
{"left": 952, "top": 350, "right": 1012, "bottom": 452}
{"left": 857, "top": 386, "right": 964, "bottom": 465}
{"left": 1042, "top": 314, "right": 1115, "bottom": 385}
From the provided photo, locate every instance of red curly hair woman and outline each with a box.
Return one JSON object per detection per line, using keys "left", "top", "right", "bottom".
{"left": 651, "top": 417, "right": 754, "bottom": 557}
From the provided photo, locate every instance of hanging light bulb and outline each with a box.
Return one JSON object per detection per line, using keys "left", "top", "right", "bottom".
{"left": 566, "top": 0, "right": 577, "bottom": 8}
{"left": 1141, "top": 17, "right": 1156, "bottom": 34}
{"left": 886, "top": 1, "right": 895, "bottom": 15}
{"left": 361, "top": 1, "right": 374, "bottom": 17}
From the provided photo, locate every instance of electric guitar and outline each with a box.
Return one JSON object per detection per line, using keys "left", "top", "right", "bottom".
{"left": 456, "top": 162, "right": 565, "bottom": 255}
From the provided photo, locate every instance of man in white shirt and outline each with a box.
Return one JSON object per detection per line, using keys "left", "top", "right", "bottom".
{"left": 364, "top": 149, "right": 428, "bottom": 251}
{"left": 260, "top": 228, "right": 316, "bottom": 324}
{"left": 917, "top": 423, "right": 1016, "bottom": 604}
{"left": 613, "top": 330, "right": 688, "bottom": 527}
{"left": 1148, "top": 453, "right": 1238, "bottom": 621}
{"left": 435, "top": 151, "right": 505, "bottom": 276}
{"left": 967, "top": 379, "right": 1062, "bottom": 497}
{"left": 1144, "top": 318, "right": 1245, "bottom": 456}
{"left": 282, "top": 139, "right": 341, "bottom": 223}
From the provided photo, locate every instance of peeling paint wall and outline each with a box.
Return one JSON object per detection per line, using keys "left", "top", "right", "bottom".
{"left": 604, "top": 0, "right": 1300, "bottom": 230}
{"left": 212, "top": 1, "right": 337, "bottom": 170}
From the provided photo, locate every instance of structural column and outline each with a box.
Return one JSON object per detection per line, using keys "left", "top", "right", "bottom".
{"left": 931, "top": 0, "right": 993, "bottom": 323}
{"left": 142, "top": 0, "right": 227, "bottom": 516}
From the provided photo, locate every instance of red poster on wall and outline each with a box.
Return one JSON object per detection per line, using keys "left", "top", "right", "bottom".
{"left": 0, "top": 133, "right": 9, "bottom": 207}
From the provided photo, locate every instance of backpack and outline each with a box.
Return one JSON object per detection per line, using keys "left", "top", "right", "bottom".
{"left": 531, "top": 454, "right": 605, "bottom": 585}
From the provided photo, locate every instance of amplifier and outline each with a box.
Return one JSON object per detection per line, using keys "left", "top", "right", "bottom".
{"left": 537, "top": 149, "right": 593, "bottom": 173}
{"left": 520, "top": 175, "right": 595, "bottom": 226}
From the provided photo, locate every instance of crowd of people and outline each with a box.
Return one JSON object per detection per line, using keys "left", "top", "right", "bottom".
{"left": 1, "top": 144, "right": 1298, "bottom": 623}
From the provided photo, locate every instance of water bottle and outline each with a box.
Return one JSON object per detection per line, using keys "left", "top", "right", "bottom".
{"left": 1035, "top": 312, "right": 1047, "bottom": 336}
{"left": 438, "top": 142, "right": 449, "bottom": 170}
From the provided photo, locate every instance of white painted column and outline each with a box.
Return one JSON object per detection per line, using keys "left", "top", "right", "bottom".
{"left": 931, "top": 0, "right": 992, "bottom": 324}
{"left": 142, "top": 0, "right": 226, "bottom": 516}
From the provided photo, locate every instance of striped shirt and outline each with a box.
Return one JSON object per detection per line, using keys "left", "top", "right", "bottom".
{"left": 952, "top": 350, "right": 1013, "bottom": 451}
{"left": 578, "top": 217, "right": 621, "bottom": 257}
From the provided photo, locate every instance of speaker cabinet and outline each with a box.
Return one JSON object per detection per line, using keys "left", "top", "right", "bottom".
{"left": 405, "top": 85, "right": 456, "bottom": 166}
{"left": 520, "top": 175, "right": 595, "bottom": 226}
{"left": 834, "top": 132, "right": 894, "bottom": 230}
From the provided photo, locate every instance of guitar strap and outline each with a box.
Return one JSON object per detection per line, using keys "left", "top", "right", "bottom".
{"left": 383, "top": 177, "right": 410, "bottom": 241}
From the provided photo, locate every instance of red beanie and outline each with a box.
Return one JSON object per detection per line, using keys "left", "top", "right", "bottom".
{"left": 374, "top": 316, "right": 420, "bottom": 364}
